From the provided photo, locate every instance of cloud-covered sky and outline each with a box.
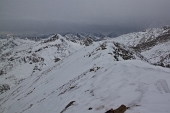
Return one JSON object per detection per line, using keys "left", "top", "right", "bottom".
{"left": 0, "top": 0, "right": 170, "bottom": 34}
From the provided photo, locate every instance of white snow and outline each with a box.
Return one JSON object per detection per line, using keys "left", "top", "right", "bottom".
{"left": 0, "top": 39, "right": 170, "bottom": 113}
{"left": 112, "top": 27, "right": 170, "bottom": 66}
{"left": 141, "top": 41, "right": 170, "bottom": 64}
{"left": 0, "top": 35, "right": 83, "bottom": 89}
{"left": 112, "top": 28, "right": 167, "bottom": 47}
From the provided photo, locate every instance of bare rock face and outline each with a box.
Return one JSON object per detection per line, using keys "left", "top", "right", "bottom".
{"left": 0, "top": 84, "right": 10, "bottom": 94}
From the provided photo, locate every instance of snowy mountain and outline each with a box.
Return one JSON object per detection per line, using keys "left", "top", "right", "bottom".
{"left": 0, "top": 34, "right": 53, "bottom": 41}
{"left": 0, "top": 34, "right": 83, "bottom": 91}
{"left": 1, "top": 39, "right": 170, "bottom": 113}
{"left": 113, "top": 25, "right": 170, "bottom": 68}
{"left": 0, "top": 26, "right": 170, "bottom": 113}
{"left": 64, "top": 33, "right": 86, "bottom": 41}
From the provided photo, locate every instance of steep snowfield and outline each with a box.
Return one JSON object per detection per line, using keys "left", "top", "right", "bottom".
{"left": 0, "top": 34, "right": 83, "bottom": 89}
{"left": 1, "top": 41, "right": 170, "bottom": 113}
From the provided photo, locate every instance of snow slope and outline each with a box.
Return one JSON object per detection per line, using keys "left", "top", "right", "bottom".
{"left": 1, "top": 40, "right": 170, "bottom": 113}
{"left": 113, "top": 26, "right": 170, "bottom": 67}
{"left": 112, "top": 27, "right": 167, "bottom": 47}
{"left": 0, "top": 34, "right": 83, "bottom": 89}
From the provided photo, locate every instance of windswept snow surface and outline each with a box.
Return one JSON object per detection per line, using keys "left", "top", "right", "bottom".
{"left": 0, "top": 41, "right": 170, "bottom": 113}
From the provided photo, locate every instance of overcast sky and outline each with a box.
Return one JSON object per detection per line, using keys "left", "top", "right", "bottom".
{"left": 0, "top": 0, "right": 170, "bottom": 35}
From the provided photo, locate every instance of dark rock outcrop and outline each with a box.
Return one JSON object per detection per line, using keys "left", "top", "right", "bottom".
{"left": 0, "top": 84, "right": 10, "bottom": 94}
{"left": 83, "top": 37, "right": 93, "bottom": 46}
{"left": 105, "top": 105, "right": 127, "bottom": 113}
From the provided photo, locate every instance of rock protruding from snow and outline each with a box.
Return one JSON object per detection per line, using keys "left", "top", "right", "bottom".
{"left": 83, "top": 37, "right": 93, "bottom": 46}
{"left": 0, "top": 84, "right": 10, "bottom": 94}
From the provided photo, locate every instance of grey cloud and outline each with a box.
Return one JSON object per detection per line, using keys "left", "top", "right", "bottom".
{"left": 0, "top": 0, "right": 170, "bottom": 35}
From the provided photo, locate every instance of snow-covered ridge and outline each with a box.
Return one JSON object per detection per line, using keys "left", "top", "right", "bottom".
{"left": 0, "top": 26, "right": 170, "bottom": 113}
{"left": 0, "top": 39, "right": 170, "bottom": 113}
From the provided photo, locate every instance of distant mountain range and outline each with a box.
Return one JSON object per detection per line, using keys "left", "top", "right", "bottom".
{"left": 0, "top": 32, "right": 119, "bottom": 41}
